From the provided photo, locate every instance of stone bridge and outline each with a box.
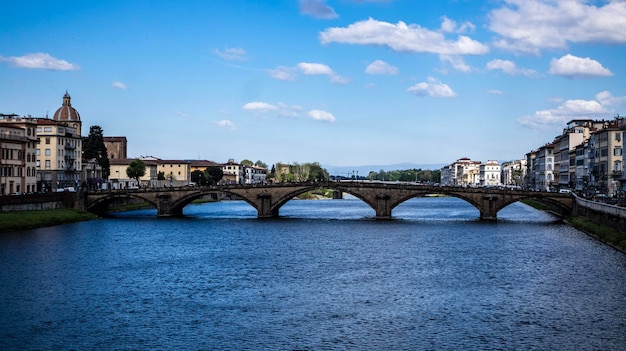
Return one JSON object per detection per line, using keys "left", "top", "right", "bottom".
{"left": 84, "top": 181, "right": 574, "bottom": 221}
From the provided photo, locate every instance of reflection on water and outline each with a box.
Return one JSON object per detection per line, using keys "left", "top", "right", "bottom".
{"left": 1, "top": 198, "right": 625, "bottom": 350}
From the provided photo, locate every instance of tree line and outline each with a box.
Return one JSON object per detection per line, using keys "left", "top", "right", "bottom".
{"left": 366, "top": 168, "right": 441, "bottom": 183}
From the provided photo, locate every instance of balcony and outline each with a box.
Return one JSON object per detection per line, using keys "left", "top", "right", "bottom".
{"left": 611, "top": 171, "right": 623, "bottom": 178}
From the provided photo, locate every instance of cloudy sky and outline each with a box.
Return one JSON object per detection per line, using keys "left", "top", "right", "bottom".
{"left": 1, "top": 0, "right": 625, "bottom": 168}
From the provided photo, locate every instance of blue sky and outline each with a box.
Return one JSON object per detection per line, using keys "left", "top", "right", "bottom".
{"left": 2, "top": 0, "right": 625, "bottom": 168}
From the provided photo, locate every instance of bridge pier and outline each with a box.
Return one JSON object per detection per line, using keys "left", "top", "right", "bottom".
{"left": 375, "top": 193, "right": 392, "bottom": 220}
{"left": 479, "top": 195, "right": 498, "bottom": 221}
{"left": 257, "top": 193, "right": 279, "bottom": 218}
{"left": 157, "top": 193, "right": 182, "bottom": 217}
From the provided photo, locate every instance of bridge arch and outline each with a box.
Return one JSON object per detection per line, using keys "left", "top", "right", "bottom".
{"left": 87, "top": 193, "right": 159, "bottom": 216}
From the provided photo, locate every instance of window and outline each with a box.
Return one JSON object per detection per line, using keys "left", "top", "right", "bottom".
{"left": 45, "top": 149, "right": 50, "bottom": 156}
{"left": 615, "top": 147, "right": 623, "bottom": 156}
{"left": 44, "top": 127, "right": 52, "bottom": 133}
{"left": 45, "top": 160, "right": 50, "bottom": 169}
{"left": 616, "top": 132, "right": 621, "bottom": 142}
{"left": 45, "top": 137, "right": 50, "bottom": 144}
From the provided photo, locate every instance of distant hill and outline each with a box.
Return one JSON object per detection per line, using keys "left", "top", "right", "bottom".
{"left": 324, "top": 163, "right": 445, "bottom": 177}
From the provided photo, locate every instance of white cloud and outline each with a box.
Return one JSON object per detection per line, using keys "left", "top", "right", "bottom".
{"left": 516, "top": 91, "right": 626, "bottom": 130}
{"left": 299, "top": 0, "right": 338, "bottom": 19}
{"left": 243, "top": 101, "right": 303, "bottom": 118}
{"left": 214, "top": 47, "right": 247, "bottom": 61}
{"left": 329, "top": 75, "right": 350, "bottom": 84}
{"left": 242, "top": 102, "right": 278, "bottom": 112}
{"left": 440, "top": 16, "right": 475, "bottom": 34}
{"left": 549, "top": 54, "right": 613, "bottom": 78}
{"left": 486, "top": 59, "right": 537, "bottom": 77}
{"left": 267, "top": 62, "right": 348, "bottom": 84}
{"left": 214, "top": 120, "right": 235, "bottom": 129}
{"left": 595, "top": 90, "right": 626, "bottom": 109}
{"left": 308, "top": 109, "right": 336, "bottom": 122}
{"left": 0, "top": 52, "right": 79, "bottom": 70}
{"left": 319, "top": 18, "right": 488, "bottom": 55}
{"left": 297, "top": 62, "right": 334, "bottom": 75}
{"left": 488, "top": 89, "right": 504, "bottom": 95}
{"left": 174, "top": 111, "right": 192, "bottom": 119}
{"left": 407, "top": 77, "right": 457, "bottom": 98}
{"left": 488, "top": 0, "right": 626, "bottom": 54}
{"left": 267, "top": 66, "right": 297, "bottom": 81}
{"left": 365, "top": 60, "right": 398, "bottom": 75}
{"left": 112, "top": 82, "right": 127, "bottom": 90}
{"left": 439, "top": 55, "right": 471, "bottom": 73}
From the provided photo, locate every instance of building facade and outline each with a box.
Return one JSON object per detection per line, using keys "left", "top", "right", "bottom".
{"left": 588, "top": 120, "right": 623, "bottom": 196}
{"left": 479, "top": 160, "right": 501, "bottom": 186}
{"left": 103, "top": 136, "right": 127, "bottom": 160}
{"left": 35, "top": 92, "right": 83, "bottom": 192}
{"left": 0, "top": 115, "right": 38, "bottom": 195}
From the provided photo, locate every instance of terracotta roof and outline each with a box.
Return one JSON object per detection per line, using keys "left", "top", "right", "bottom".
{"left": 53, "top": 91, "right": 81, "bottom": 122}
{"left": 190, "top": 160, "right": 221, "bottom": 167}
{"left": 110, "top": 158, "right": 158, "bottom": 166}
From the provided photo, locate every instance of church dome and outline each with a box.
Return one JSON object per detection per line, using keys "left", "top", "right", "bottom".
{"left": 53, "top": 91, "right": 81, "bottom": 122}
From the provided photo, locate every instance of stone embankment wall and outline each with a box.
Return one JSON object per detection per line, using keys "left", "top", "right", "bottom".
{"left": 573, "top": 195, "right": 626, "bottom": 235}
{"left": 0, "top": 193, "right": 75, "bottom": 212}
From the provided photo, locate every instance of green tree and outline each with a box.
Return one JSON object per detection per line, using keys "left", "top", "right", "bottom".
{"left": 206, "top": 166, "right": 223, "bottom": 184}
{"left": 191, "top": 170, "right": 206, "bottom": 185}
{"left": 254, "top": 160, "right": 267, "bottom": 168}
{"left": 157, "top": 171, "right": 165, "bottom": 180}
{"left": 126, "top": 159, "right": 146, "bottom": 185}
{"left": 269, "top": 164, "right": 276, "bottom": 180}
{"left": 308, "top": 162, "right": 329, "bottom": 181}
{"left": 240, "top": 159, "right": 254, "bottom": 166}
{"left": 83, "top": 125, "right": 110, "bottom": 178}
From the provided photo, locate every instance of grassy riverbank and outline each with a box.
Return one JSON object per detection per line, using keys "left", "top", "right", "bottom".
{"left": 0, "top": 209, "right": 98, "bottom": 232}
{"left": 565, "top": 216, "right": 626, "bottom": 253}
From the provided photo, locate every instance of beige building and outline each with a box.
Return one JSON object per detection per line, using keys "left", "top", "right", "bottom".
{"left": 440, "top": 158, "right": 481, "bottom": 186}
{"left": 109, "top": 158, "right": 159, "bottom": 189}
{"left": 155, "top": 158, "right": 191, "bottom": 186}
{"left": 552, "top": 119, "right": 605, "bottom": 189}
{"left": 588, "top": 119, "right": 623, "bottom": 195}
{"left": 35, "top": 92, "right": 83, "bottom": 192}
{"left": 0, "top": 115, "right": 38, "bottom": 195}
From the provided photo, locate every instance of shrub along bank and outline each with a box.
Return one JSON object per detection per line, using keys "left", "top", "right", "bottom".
{"left": 0, "top": 209, "right": 98, "bottom": 232}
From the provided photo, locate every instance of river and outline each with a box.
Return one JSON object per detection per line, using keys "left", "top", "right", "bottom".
{"left": 1, "top": 197, "right": 625, "bottom": 350}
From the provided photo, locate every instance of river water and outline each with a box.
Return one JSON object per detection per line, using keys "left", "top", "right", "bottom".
{"left": 1, "top": 197, "right": 625, "bottom": 350}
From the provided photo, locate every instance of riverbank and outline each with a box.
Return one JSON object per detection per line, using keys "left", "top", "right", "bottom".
{"left": 0, "top": 209, "right": 98, "bottom": 232}
{"left": 522, "top": 199, "right": 626, "bottom": 253}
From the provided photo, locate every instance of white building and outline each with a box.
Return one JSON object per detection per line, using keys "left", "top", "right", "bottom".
{"left": 480, "top": 160, "right": 501, "bottom": 186}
